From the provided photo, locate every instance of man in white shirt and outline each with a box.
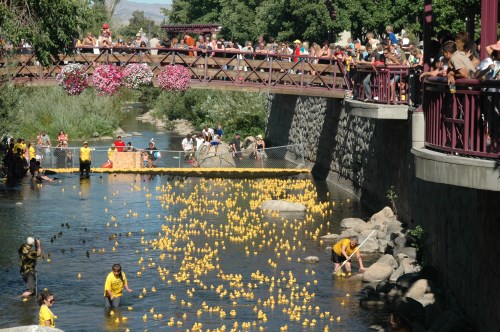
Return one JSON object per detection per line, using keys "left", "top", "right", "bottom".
{"left": 182, "top": 133, "right": 194, "bottom": 160}
{"left": 149, "top": 34, "right": 160, "bottom": 55}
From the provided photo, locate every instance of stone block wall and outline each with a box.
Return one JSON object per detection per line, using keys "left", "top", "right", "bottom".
{"left": 266, "top": 93, "right": 500, "bottom": 331}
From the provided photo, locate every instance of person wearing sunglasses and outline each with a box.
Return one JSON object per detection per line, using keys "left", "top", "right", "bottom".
{"left": 104, "top": 264, "right": 132, "bottom": 310}
{"left": 38, "top": 291, "right": 57, "bottom": 327}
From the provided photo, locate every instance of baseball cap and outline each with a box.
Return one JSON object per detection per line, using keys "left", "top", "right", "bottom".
{"left": 83, "top": 141, "right": 88, "bottom": 145}
{"left": 27, "top": 237, "right": 35, "bottom": 245}
{"left": 103, "top": 23, "right": 109, "bottom": 29}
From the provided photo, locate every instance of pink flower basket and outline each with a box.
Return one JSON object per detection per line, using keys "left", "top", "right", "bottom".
{"left": 57, "top": 64, "right": 89, "bottom": 95}
{"left": 122, "top": 63, "right": 153, "bottom": 89}
{"left": 92, "top": 64, "right": 123, "bottom": 96}
{"left": 157, "top": 65, "right": 191, "bottom": 92}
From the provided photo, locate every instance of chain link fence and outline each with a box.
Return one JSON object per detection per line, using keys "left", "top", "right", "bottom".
{"left": 38, "top": 144, "right": 305, "bottom": 170}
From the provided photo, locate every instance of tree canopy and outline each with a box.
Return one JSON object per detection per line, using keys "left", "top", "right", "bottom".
{"left": 163, "top": 0, "right": 482, "bottom": 43}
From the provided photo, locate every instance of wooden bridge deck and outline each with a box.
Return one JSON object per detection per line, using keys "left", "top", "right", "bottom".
{"left": 0, "top": 49, "right": 349, "bottom": 98}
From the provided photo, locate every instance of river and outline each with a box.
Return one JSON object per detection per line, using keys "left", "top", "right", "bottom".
{"left": 0, "top": 108, "right": 385, "bottom": 331}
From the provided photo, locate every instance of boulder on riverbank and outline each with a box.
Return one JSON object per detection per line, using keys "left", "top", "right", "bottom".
{"left": 196, "top": 142, "right": 235, "bottom": 168}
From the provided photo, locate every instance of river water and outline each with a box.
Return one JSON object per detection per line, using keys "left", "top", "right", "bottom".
{"left": 0, "top": 109, "right": 385, "bottom": 331}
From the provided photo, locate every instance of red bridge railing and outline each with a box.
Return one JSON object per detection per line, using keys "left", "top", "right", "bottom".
{"left": 353, "top": 64, "right": 412, "bottom": 105}
{"left": 423, "top": 77, "right": 500, "bottom": 160}
{"left": 0, "top": 47, "right": 349, "bottom": 95}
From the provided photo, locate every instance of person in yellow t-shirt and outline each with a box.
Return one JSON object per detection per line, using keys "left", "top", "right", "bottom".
{"left": 28, "top": 142, "right": 36, "bottom": 160}
{"left": 38, "top": 291, "right": 57, "bottom": 327}
{"left": 104, "top": 264, "right": 132, "bottom": 310}
{"left": 79, "top": 141, "right": 92, "bottom": 177}
{"left": 331, "top": 236, "right": 365, "bottom": 274}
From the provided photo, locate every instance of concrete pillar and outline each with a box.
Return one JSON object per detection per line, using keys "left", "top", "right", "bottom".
{"left": 411, "top": 109, "right": 425, "bottom": 148}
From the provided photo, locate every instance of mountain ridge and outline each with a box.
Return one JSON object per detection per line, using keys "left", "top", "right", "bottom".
{"left": 114, "top": 0, "right": 170, "bottom": 25}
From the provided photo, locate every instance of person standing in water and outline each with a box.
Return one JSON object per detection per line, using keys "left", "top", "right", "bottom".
{"left": 104, "top": 264, "right": 132, "bottom": 310}
{"left": 331, "top": 235, "right": 365, "bottom": 274}
{"left": 79, "top": 141, "right": 92, "bottom": 177}
{"left": 18, "top": 237, "right": 41, "bottom": 297}
{"left": 38, "top": 291, "right": 57, "bottom": 327}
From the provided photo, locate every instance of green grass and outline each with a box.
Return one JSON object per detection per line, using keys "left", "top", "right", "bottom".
{"left": 3, "top": 86, "right": 138, "bottom": 141}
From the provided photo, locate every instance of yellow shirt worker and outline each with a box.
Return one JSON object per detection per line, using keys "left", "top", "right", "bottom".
{"left": 331, "top": 236, "right": 365, "bottom": 274}
{"left": 79, "top": 141, "right": 92, "bottom": 177}
{"left": 104, "top": 264, "right": 132, "bottom": 310}
{"left": 38, "top": 292, "right": 57, "bottom": 327}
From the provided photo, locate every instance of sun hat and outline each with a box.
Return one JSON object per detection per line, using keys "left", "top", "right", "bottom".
{"left": 293, "top": 39, "right": 301, "bottom": 44}
{"left": 27, "top": 237, "right": 35, "bottom": 245}
{"left": 103, "top": 23, "right": 109, "bottom": 29}
{"left": 256, "top": 134, "right": 263, "bottom": 139}
{"left": 490, "top": 40, "right": 500, "bottom": 51}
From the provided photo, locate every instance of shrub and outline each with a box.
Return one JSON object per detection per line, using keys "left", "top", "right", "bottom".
{"left": 57, "top": 64, "right": 89, "bottom": 95}
{"left": 92, "top": 64, "right": 123, "bottom": 96}
{"left": 157, "top": 65, "right": 191, "bottom": 92}
{"left": 122, "top": 63, "right": 153, "bottom": 89}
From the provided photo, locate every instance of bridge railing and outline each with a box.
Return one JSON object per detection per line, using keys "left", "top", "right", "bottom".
{"left": 423, "top": 77, "right": 500, "bottom": 159}
{"left": 353, "top": 64, "right": 411, "bottom": 105}
{"left": 0, "top": 47, "right": 349, "bottom": 93}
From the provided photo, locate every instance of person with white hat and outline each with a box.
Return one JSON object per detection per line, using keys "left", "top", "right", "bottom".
{"left": 18, "top": 236, "right": 41, "bottom": 297}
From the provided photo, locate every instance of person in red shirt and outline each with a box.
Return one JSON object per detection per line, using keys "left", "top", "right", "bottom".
{"left": 293, "top": 39, "right": 301, "bottom": 63}
{"left": 114, "top": 136, "right": 126, "bottom": 152}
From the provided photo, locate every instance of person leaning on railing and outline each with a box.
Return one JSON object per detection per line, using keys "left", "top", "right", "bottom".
{"left": 443, "top": 41, "right": 476, "bottom": 85}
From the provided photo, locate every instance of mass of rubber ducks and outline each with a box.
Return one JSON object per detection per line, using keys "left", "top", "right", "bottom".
{"left": 36, "top": 176, "right": 358, "bottom": 331}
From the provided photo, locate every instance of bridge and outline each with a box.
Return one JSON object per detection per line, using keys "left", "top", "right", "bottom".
{"left": 0, "top": 48, "right": 350, "bottom": 98}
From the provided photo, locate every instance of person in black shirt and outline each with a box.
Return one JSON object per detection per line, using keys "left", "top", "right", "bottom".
{"left": 230, "top": 133, "right": 242, "bottom": 160}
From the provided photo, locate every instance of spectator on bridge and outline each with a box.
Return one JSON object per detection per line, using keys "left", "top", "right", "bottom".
{"left": 463, "top": 41, "right": 481, "bottom": 68}
{"left": 133, "top": 33, "right": 142, "bottom": 48}
{"left": 455, "top": 31, "right": 469, "bottom": 53}
{"left": 149, "top": 34, "right": 160, "bottom": 55}
{"left": 82, "top": 32, "right": 96, "bottom": 53}
{"left": 195, "top": 35, "right": 208, "bottom": 57}
{"left": 386, "top": 26, "right": 398, "bottom": 45}
{"left": 476, "top": 41, "right": 500, "bottom": 80}
{"left": 183, "top": 33, "right": 195, "bottom": 56}
{"left": 318, "top": 41, "right": 332, "bottom": 64}
{"left": 98, "top": 23, "right": 112, "bottom": 48}
{"left": 444, "top": 41, "right": 476, "bottom": 84}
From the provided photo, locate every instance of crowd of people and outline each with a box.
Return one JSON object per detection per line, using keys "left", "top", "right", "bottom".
{"left": 180, "top": 124, "right": 267, "bottom": 163}
{"left": 1, "top": 131, "right": 69, "bottom": 181}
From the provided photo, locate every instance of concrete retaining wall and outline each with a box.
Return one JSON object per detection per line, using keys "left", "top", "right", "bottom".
{"left": 266, "top": 94, "right": 500, "bottom": 331}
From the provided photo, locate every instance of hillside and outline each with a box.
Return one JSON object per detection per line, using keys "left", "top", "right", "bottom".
{"left": 114, "top": 0, "right": 170, "bottom": 26}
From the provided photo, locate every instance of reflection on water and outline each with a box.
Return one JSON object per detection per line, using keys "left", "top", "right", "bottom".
{"left": 0, "top": 173, "right": 383, "bottom": 331}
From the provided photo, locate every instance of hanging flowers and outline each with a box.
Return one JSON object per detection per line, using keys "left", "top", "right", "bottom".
{"left": 91, "top": 64, "right": 123, "bottom": 96}
{"left": 122, "top": 63, "right": 154, "bottom": 89}
{"left": 157, "top": 65, "right": 191, "bottom": 92}
{"left": 56, "top": 64, "right": 89, "bottom": 95}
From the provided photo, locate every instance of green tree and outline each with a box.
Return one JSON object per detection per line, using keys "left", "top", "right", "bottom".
{"left": 0, "top": 0, "right": 105, "bottom": 65}
{"left": 116, "top": 10, "right": 162, "bottom": 39}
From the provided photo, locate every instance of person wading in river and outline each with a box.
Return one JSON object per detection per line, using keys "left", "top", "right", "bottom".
{"left": 104, "top": 263, "right": 132, "bottom": 311}
{"left": 331, "top": 235, "right": 365, "bottom": 274}
{"left": 19, "top": 237, "right": 41, "bottom": 297}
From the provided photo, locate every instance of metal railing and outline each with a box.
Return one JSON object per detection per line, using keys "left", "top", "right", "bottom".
{"left": 423, "top": 78, "right": 500, "bottom": 159}
{"left": 37, "top": 144, "right": 305, "bottom": 169}
{"left": 353, "top": 64, "right": 411, "bottom": 105}
{"left": 0, "top": 47, "right": 349, "bottom": 95}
